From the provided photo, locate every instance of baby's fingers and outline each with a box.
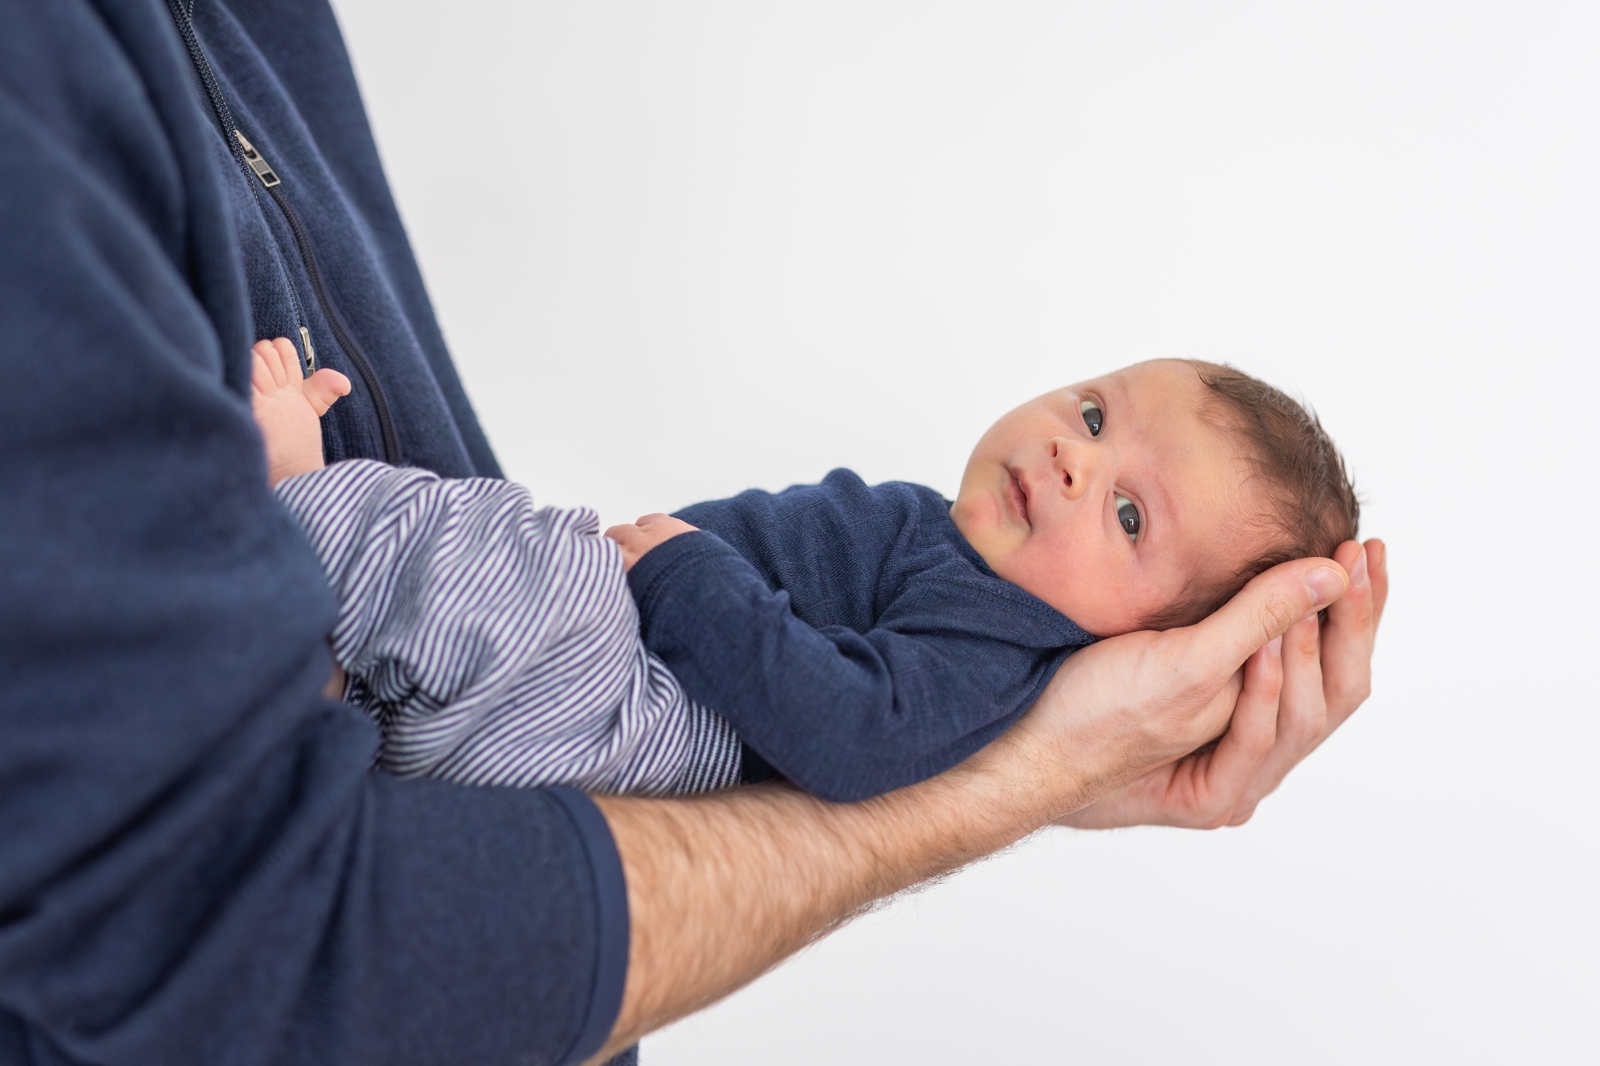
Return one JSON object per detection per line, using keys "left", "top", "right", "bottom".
{"left": 606, "top": 515, "right": 696, "bottom": 571}
{"left": 604, "top": 523, "right": 647, "bottom": 570}
{"left": 634, "top": 513, "right": 699, "bottom": 537}
{"left": 303, "top": 369, "right": 352, "bottom": 416}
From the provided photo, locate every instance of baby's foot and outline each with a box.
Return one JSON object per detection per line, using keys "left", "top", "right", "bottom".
{"left": 250, "top": 337, "right": 351, "bottom": 486}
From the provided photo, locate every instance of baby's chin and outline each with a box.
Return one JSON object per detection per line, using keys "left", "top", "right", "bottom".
{"left": 949, "top": 490, "right": 1017, "bottom": 553}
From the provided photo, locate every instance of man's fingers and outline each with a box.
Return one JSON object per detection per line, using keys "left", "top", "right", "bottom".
{"left": 1366, "top": 539, "right": 1389, "bottom": 633}
{"left": 1062, "top": 546, "right": 1382, "bottom": 833}
{"left": 1242, "top": 636, "right": 1285, "bottom": 750}
{"left": 1226, "top": 615, "right": 1326, "bottom": 817}
{"left": 1325, "top": 540, "right": 1374, "bottom": 636}
{"left": 1226, "top": 801, "right": 1259, "bottom": 827}
{"left": 1186, "top": 557, "right": 1348, "bottom": 684}
{"left": 1275, "top": 616, "right": 1326, "bottom": 754}
{"left": 1194, "top": 637, "right": 1283, "bottom": 827}
{"left": 1318, "top": 540, "right": 1378, "bottom": 729}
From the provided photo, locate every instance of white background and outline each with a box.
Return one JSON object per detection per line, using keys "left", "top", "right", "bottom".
{"left": 331, "top": 3, "right": 1598, "bottom": 1061}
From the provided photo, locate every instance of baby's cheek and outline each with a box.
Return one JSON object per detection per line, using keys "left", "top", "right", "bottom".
{"left": 1031, "top": 550, "right": 1146, "bottom": 637}
{"left": 1055, "top": 580, "right": 1136, "bottom": 638}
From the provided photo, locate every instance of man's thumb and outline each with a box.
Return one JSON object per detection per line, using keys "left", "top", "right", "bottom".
{"left": 1196, "top": 558, "right": 1348, "bottom": 668}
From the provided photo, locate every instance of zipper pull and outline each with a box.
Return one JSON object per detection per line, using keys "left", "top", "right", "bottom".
{"left": 233, "top": 130, "right": 280, "bottom": 188}
{"left": 298, "top": 326, "right": 317, "bottom": 373}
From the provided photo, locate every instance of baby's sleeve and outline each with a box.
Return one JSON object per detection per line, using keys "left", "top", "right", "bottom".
{"left": 275, "top": 459, "right": 740, "bottom": 795}
{"left": 648, "top": 470, "right": 1072, "bottom": 800}
{"left": 672, "top": 469, "right": 904, "bottom": 628}
{"left": 628, "top": 530, "right": 1052, "bottom": 803}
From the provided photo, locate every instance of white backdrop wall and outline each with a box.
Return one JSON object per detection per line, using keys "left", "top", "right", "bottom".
{"left": 329, "top": 3, "right": 1598, "bottom": 1061}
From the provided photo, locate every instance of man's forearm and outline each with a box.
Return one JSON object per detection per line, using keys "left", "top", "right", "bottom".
{"left": 586, "top": 723, "right": 1103, "bottom": 1061}
{"left": 585, "top": 556, "right": 1347, "bottom": 1060}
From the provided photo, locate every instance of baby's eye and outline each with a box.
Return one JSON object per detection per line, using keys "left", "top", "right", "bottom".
{"left": 1080, "top": 400, "right": 1103, "bottom": 436}
{"left": 1116, "top": 495, "right": 1141, "bottom": 539}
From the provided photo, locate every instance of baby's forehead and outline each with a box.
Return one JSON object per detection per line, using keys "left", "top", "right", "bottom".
{"left": 1073, "top": 365, "right": 1228, "bottom": 458}
{"left": 1069, "top": 359, "right": 1207, "bottom": 404}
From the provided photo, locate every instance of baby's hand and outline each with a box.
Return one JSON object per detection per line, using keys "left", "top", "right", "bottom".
{"left": 605, "top": 513, "right": 698, "bottom": 570}
{"left": 250, "top": 337, "right": 351, "bottom": 486}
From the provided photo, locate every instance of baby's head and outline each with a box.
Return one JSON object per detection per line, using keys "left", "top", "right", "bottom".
{"left": 950, "top": 359, "right": 1358, "bottom": 636}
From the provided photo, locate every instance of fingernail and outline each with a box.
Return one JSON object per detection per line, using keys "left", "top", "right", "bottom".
{"left": 1267, "top": 636, "right": 1282, "bottom": 656}
{"left": 1348, "top": 549, "right": 1368, "bottom": 588}
{"left": 1306, "top": 567, "right": 1346, "bottom": 610}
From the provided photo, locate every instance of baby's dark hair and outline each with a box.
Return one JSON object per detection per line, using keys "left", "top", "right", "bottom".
{"left": 1143, "top": 361, "right": 1359, "bottom": 630}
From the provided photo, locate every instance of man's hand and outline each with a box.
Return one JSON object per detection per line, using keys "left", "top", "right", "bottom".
{"left": 586, "top": 555, "right": 1352, "bottom": 1061}
{"left": 976, "top": 556, "right": 1351, "bottom": 825}
{"left": 606, "top": 513, "right": 698, "bottom": 570}
{"left": 1061, "top": 538, "right": 1387, "bottom": 829}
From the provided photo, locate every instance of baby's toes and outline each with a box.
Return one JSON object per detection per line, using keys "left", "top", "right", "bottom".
{"left": 303, "top": 369, "right": 352, "bottom": 416}
{"left": 269, "top": 337, "right": 304, "bottom": 381}
{"left": 251, "top": 341, "right": 284, "bottom": 394}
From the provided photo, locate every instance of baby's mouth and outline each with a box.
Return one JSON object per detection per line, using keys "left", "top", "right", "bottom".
{"left": 1007, "top": 470, "right": 1031, "bottom": 526}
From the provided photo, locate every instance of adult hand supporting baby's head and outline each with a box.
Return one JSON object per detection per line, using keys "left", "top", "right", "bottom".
{"left": 1217, "top": 537, "right": 1387, "bottom": 826}
{"left": 975, "top": 555, "right": 1352, "bottom": 828}
{"left": 1054, "top": 539, "right": 1387, "bottom": 830}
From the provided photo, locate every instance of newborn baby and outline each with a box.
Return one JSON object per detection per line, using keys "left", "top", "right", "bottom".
{"left": 251, "top": 338, "right": 1357, "bottom": 801}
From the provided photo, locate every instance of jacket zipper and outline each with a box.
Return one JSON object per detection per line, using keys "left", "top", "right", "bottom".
{"left": 164, "top": 0, "right": 402, "bottom": 465}
{"left": 163, "top": 0, "right": 311, "bottom": 358}
{"left": 235, "top": 131, "right": 402, "bottom": 464}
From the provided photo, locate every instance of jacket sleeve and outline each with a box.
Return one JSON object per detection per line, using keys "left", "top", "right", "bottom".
{"left": 0, "top": 4, "right": 624, "bottom": 1063}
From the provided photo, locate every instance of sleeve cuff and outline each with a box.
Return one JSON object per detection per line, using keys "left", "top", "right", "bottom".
{"left": 547, "top": 787, "right": 630, "bottom": 1066}
{"left": 624, "top": 529, "right": 740, "bottom": 620}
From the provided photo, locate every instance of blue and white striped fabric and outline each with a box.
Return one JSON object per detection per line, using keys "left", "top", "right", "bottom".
{"left": 276, "top": 459, "right": 741, "bottom": 795}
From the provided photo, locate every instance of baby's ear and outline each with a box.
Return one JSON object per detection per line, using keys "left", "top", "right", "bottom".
{"left": 303, "top": 369, "right": 352, "bottom": 417}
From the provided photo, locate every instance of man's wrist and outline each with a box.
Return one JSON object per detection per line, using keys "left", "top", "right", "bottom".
{"left": 588, "top": 718, "right": 1126, "bottom": 1058}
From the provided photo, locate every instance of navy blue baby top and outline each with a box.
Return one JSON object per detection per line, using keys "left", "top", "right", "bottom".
{"left": 627, "top": 470, "right": 1096, "bottom": 802}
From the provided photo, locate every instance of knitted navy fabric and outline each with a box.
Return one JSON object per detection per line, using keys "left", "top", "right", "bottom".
{"left": 630, "top": 470, "right": 1096, "bottom": 802}
{"left": 0, "top": 1, "right": 624, "bottom": 1062}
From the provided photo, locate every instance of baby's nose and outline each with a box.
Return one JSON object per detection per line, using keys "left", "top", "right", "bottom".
{"left": 1049, "top": 437, "right": 1095, "bottom": 500}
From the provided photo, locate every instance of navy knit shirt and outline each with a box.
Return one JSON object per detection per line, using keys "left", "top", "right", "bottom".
{"left": 628, "top": 470, "right": 1096, "bottom": 802}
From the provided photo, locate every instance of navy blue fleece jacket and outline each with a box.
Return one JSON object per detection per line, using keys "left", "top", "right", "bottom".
{"left": 628, "top": 471, "right": 1095, "bottom": 802}
{"left": 0, "top": 2, "right": 624, "bottom": 1063}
